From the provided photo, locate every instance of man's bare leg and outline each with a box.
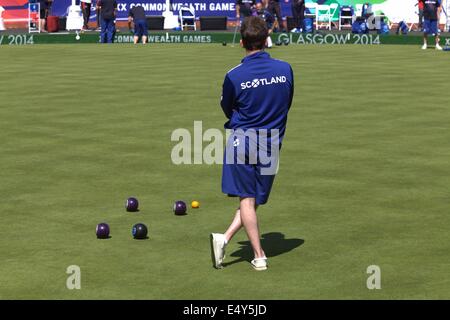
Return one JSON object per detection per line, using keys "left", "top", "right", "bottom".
{"left": 40, "top": 19, "right": 47, "bottom": 32}
{"left": 423, "top": 34, "right": 428, "bottom": 49}
{"left": 239, "top": 197, "right": 265, "bottom": 259}
{"left": 224, "top": 209, "right": 242, "bottom": 243}
{"left": 134, "top": 36, "right": 139, "bottom": 44}
{"left": 211, "top": 199, "right": 264, "bottom": 268}
{"left": 435, "top": 35, "right": 442, "bottom": 50}
{"left": 210, "top": 207, "right": 241, "bottom": 268}
{"left": 224, "top": 202, "right": 260, "bottom": 242}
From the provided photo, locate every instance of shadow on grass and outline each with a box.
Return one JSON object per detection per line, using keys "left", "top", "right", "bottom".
{"left": 222, "top": 232, "right": 304, "bottom": 267}
{"left": 134, "top": 236, "right": 150, "bottom": 240}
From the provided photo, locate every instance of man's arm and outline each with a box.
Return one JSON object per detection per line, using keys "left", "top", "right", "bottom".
{"left": 221, "top": 75, "right": 237, "bottom": 119}
{"left": 114, "top": 0, "right": 118, "bottom": 18}
{"left": 128, "top": 8, "right": 133, "bottom": 29}
{"left": 128, "top": 16, "right": 133, "bottom": 30}
{"left": 267, "top": 12, "right": 275, "bottom": 33}
{"left": 288, "top": 66, "right": 294, "bottom": 110}
{"left": 437, "top": 0, "right": 442, "bottom": 18}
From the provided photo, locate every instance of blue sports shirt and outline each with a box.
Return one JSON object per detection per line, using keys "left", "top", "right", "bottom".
{"left": 423, "top": 0, "right": 442, "bottom": 20}
{"left": 221, "top": 51, "right": 294, "bottom": 142}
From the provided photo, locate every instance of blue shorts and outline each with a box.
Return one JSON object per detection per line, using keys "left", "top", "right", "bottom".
{"left": 221, "top": 132, "right": 278, "bottom": 205}
{"left": 134, "top": 20, "right": 148, "bottom": 37}
{"left": 424, "top": 19, "right": 439, "bottom": 35}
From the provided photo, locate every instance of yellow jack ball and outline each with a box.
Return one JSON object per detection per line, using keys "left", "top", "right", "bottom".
{"left": 191, "top": 201, "right": 200, "bottom": 209}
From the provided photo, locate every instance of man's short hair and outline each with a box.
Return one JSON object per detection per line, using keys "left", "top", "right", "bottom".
{"left": 240, "top": 16, "right": 269, "bottom": 51}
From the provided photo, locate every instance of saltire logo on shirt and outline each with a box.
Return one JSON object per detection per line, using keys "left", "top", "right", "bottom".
{"left": 240, "top": 76, "right": 287, "bottom": 90}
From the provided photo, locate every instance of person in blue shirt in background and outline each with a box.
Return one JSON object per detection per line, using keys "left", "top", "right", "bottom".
{"left": 128, "top": 5, "right": 148, "bottom": 44}
{"left": 210, "top": 16, "right": 294, "bottom": 271}
{"left": 267, "top": 0, "right": 289, "bottom": 32}
{"left": 291, "top": 0, "right": 305, "bottom": 33}
{"left": 254, "top": 2, "right": 275, "bottom": 47}
{"left": 421, "top": 0, "right": 443, "bottom": 50}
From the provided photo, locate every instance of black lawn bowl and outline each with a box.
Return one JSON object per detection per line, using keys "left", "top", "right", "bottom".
{"left": 132, "top": 223, "right": 148, "bottom": 240}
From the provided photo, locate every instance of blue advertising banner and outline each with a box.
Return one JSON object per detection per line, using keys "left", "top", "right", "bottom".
{"left": 50, "top": 0, "right": 295, "bottom": 21}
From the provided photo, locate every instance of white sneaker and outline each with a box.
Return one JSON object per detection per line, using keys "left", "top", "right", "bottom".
{"left": 210, "top": 233, "right": 226, "bottom": 269}
{"left": 436, "top": 44, "right": 443, "bottom": 50}
{"left": 251, "top": 257, "right": 268, "bottom": 271}
{"left": 421, "top": 44, "right": 427, "bottom": 50}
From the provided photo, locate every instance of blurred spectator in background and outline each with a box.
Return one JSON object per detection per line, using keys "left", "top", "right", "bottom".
{"left": 255, "top": 2, "right": 275, "bottom": 47}
{"left": 81, "top": 0, "right": 92, "bottom": 31}
{"left": 291, "top": 0, "right": 305, "bottom": 32}
{"left": 97, "top": 0, "right": 117, "bottom": 43}
{"left": 418, "top": 0, "right": 424, "bottom": 30}
{"left": 267, "top": 0, "right": 288, "bottom": 32}
{"left": 236, "top": 0, "right": 256, "bottom": 20}
{"left": 128, "top": 5, "right": 148, "bottom": 44}
{"left": 255, "top": 2, "right": 274, "bottom": 31}
{"left": 422, "top": 0, "right": 442, "bottom": 50}
{"left": 37, "top": 0, "right": 49, "bottom": 32}
{"left": 95, "top": 0, "right": 101, "bottom": 30}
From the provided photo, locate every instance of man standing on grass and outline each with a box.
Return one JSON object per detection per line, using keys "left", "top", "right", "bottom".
{"left": 291, "top": 0, "right": 305, "bottom": 33}
{"left": 210, "top": 16, "right": 294, "bottom": 271}
{"left": 37, "top": 0, "right": 49, "bottom": 32}
{"left": 255, "top": 2, "right": 275, "bottom": 48}
{"left": 267, "top": 0, "right": 288, "bottom": 32}
{"left": 422, "top": 0, "right": 443, "bottom": 50}
{"left": 97, "top": 0, "right": 117, "bottom": 43}
{"left": 128, "top": 5, "right": 148, "bottom": 44}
